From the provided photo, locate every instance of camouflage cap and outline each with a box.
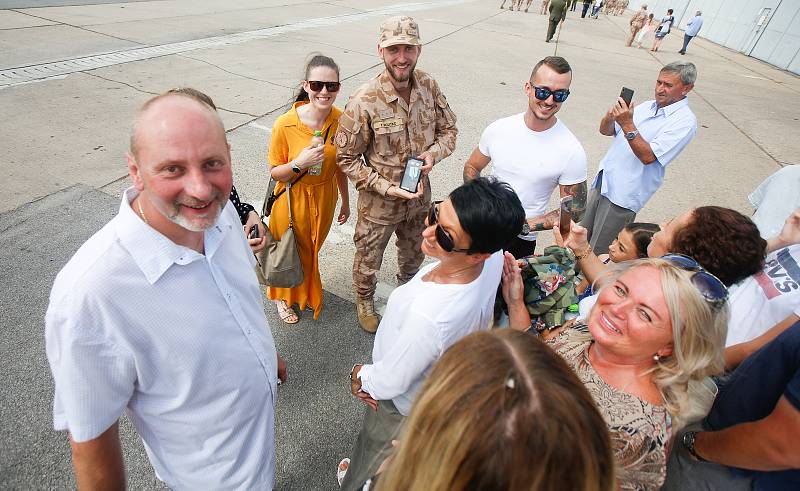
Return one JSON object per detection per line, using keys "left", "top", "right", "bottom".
{"left": 378, "top": 16, "right": 421, "bottom": 48}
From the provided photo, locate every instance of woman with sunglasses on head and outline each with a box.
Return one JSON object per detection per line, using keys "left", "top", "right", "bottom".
{"left": 339, "top": 177, "right": 525, "bottom": 491}
{"left": 502, "top": 255, "right": 729, "bottom": 490}
{"left": 267, "top": 54, "right": 350, "bottom": 324}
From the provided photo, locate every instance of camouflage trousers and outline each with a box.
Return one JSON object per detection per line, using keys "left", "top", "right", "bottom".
{"left": 352, "top": 208, "right": 427, "bottom": 299}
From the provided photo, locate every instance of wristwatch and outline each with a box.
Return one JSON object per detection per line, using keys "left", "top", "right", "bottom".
{"left": 682, "top": 431, "right": 707, "bottom": 462}
{"left": 291, "top": 162, "right": 301, "bottom": 173}
{"left": 625, "top": 129, "right": 640, "bottom": 141}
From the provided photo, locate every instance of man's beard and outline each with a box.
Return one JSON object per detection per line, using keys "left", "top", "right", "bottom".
{"left": 385, "top": 59, "right": 416, "bottom": 84}
{"left": 152, "top": 192, "right": 225, "bottom": 232}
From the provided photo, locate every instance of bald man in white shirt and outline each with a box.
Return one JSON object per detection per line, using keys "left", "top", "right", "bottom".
{"left": 45, "top": 90, "right": 286, "bottom": 490}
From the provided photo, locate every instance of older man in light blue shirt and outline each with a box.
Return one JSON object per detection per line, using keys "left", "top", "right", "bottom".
{"left": 679, "top": 11, "right": 704, "bottom": 55}
{"left": 582, "top": 61, "right": 697, "bottom": 253}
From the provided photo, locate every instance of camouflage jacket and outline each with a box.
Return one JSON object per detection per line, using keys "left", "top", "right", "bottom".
{"left": 335, "top": 69, "right": 457, "bottom": 224}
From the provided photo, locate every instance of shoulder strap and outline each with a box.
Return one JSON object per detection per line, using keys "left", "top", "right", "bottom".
{"left": 261, "top": 169, "right": 308, "bottom": 217}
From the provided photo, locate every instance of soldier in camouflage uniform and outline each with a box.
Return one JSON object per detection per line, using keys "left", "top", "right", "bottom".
{"left": 335, "top": 16, "right": 458, "bottom": 332}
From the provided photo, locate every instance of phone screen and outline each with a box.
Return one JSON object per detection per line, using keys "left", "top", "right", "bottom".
{"left": 559, "top": 196, "right": 573, "bottom": 237}
{"left": 620, "top": 87, "right": 634, "bottom": 107}
{"left": 400, "top": 158, "right": 424, "bottom": 193}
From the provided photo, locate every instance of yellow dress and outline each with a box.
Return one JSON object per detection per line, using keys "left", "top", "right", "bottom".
{"left": 267, "top": 102, "right": 342, "bottom": 319}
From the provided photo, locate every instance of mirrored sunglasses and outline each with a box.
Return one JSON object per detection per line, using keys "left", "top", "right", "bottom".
{"left": 428, "top": 201, "right": 469, "bottom": 253}
{"left": 307, "top": 81, "right": 341, "bottom": 92}
{"left": 533, "top": 86, "right": 570, "bottom": 103}
{"left": 660, "top": 253, "right": 728, "bottom": 309}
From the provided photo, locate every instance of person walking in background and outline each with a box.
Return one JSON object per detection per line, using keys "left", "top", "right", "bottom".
{"left": 570, "top": 0, "right": 578, "bottom": 12}
{"left": 679, "top": 10, "right": 704, "bottom": 55}
{"left": 336, "top": 16, "right": 458, "bottom": 333}
{"left": 546, "top": 0, "right": 568, "bottom": 42}
{"left": 591, "top": 0, "right": 603, "bottom": 19}
{"left": 266, "top": 55, "right": 350, "bottom": 324}
{"left": 581, "top": 0, "right": 592, "bottom": 18}
{"left": 539, "top": 0, "right": 550, "bottom": 15}
{"left": 627, "top": 4, "right": 647, "bottom": 46}
{"left": 636, "top": 13, "right": 656, "bottom": 48}
{"left": 652, "top": 9, "right": 675, "bottom": 52}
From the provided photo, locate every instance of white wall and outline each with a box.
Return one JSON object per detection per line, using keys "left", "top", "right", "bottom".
{"left": 626, "top": 0, "right": 800, "bottom": 74}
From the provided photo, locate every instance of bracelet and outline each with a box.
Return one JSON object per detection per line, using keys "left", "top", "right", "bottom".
{"left": 574, "top": 247, "right": 592, "bottom": 260}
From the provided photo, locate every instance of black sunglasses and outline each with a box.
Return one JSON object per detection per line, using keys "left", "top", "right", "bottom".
{"left": 532, "top": 85, "right": 570, "bottom": 103}
{"left": 428, "top": 201, "right": 469, "bottom": 253}
{"left": 660, "top": 253, "right": 728, "bottom": 309}
{"left": 307, "top": 81, "right": 341, "bottom": 92}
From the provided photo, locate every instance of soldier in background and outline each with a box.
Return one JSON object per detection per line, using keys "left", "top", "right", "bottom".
{"left": 335, "top": 15, "right": 458, "bottom": 333}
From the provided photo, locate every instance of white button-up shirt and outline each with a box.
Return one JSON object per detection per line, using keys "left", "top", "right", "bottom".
{"left": 591, "top": 98, "right": 697, "bottom": 213}
{"left": 45, "top": 188, "right": 277, "bottom": 490}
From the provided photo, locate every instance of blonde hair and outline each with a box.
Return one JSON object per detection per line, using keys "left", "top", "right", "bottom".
{"left": 593, "top": 258, "right": 728, "bottom": 431}
{"left": 375, "top": 330, "right": 615, "bottom": 491}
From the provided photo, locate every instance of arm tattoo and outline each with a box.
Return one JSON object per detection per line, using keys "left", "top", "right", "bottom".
{"left": 528, "top": 209, "right": 559, "bottom": 231}
{"left": 562, "top": 181, "right": 588, "bottom": 222}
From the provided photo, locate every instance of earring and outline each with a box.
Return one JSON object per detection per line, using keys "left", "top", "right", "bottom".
{"left": 653, "top": 354, "right": 661, "bottom": 361}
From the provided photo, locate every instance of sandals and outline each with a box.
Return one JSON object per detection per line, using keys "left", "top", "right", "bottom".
{"left": 336, "top": 458, "right": 350, "bottom": 487}
{"left": 276, "top": 300, "right": 299, "bottom": 324}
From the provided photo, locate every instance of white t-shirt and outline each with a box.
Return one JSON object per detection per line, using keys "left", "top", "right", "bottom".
{"left": 479, "top": 113, "right": 587, "bottom": 240}
{"left": 726, "top": 244, "right": 800, "bottom": 346}
{"left": 358, "top": 252, "right": 503, "bottom": 415}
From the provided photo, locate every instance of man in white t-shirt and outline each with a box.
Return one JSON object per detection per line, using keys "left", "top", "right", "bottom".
{"left": 463, "top": 56, "right": 587, "bottom": 259}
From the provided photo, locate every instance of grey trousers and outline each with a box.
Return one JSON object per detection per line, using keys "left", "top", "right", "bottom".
{"left": 581, "top": 184, "right": 636, "bottom": 255}
{"left": 341, "top": 399, "right": 404, "bottom": 491}
{"left": 663, "top": 423, "right": 753, "bottom": 490}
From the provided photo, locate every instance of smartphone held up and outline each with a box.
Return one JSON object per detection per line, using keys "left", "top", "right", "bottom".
{"left": 620, "top": 86, "right": 634, "bottom": 108}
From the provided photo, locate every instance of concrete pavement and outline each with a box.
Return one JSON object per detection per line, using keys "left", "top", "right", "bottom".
{"left": 1, "top": 0, "right": 798, "bottom": 488}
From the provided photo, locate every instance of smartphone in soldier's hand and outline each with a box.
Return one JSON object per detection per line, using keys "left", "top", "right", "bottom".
{"left": 620, "top": 87, "right": 634, "bottom": 107}
{"left": 400, "top": 157, "right": 424, "bottom": 193}
{"left": 248, "top": 225, "right": 260, "bottom": 239}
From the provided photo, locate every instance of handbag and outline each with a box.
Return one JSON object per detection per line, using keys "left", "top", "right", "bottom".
{"left": 256, "top": 180, "right": 304, "bottom": 288}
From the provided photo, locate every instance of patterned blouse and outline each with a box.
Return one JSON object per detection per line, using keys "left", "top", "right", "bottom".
{"left": 548, "top": 327, "right": 670, "bottom": 490}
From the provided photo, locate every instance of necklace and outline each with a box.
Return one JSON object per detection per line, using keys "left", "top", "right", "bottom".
{"left": 137, "top": 197, "right": 149, "bottom": 225}
{"left": 436, "top": 263, "right": 479, "bottom": 279}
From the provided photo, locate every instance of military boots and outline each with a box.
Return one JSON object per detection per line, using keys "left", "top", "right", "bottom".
{"left": 356, "top": 297, "right": 380, "bottom": 333}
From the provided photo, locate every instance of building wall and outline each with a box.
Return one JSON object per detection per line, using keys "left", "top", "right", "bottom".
{"left": 627, "top": 0, "right": 800, "bottom": 74}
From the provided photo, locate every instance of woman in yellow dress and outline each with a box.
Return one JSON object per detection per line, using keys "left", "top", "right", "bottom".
{"left": 267, "top": 55, "right": 350, "bottom": 323}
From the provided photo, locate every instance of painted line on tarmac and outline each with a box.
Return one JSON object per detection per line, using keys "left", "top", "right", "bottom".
{"left": 247, "top": 122, "right": 272, "bottom": 133}
{"left": 0, "top": 0, "right": 475, "bottom": 88}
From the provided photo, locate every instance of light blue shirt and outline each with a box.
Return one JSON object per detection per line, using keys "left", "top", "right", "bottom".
{"left": 46, "top": 188, "right": 277, "bottom": 490}
{"left": 591, "top": 98, "right": 697, "bottom": 212}
{"left": 686, "top": 15, "right": 703, "bottom": 37}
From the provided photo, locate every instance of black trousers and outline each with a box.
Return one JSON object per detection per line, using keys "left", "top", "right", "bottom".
{"left": 581, "top": 1, "right": 591, "bottom": 17}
